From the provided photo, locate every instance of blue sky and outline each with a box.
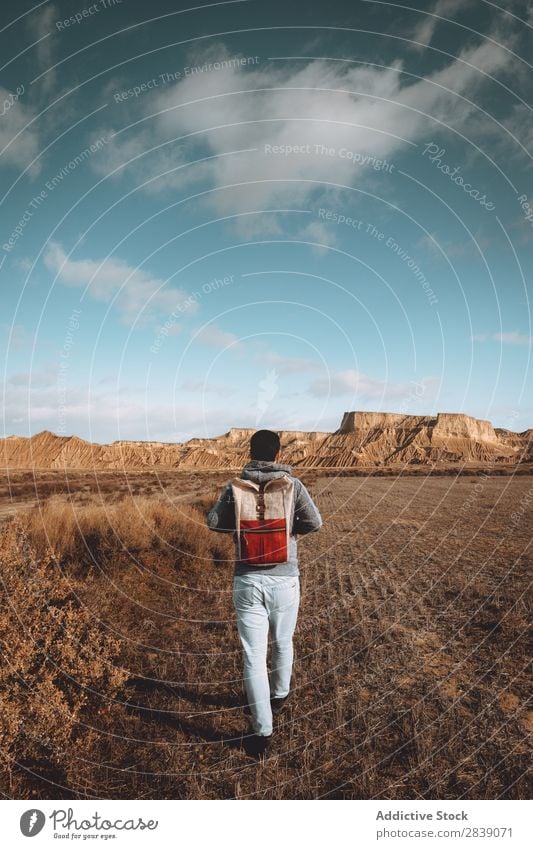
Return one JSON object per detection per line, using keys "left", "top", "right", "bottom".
{"left": 1, "top": 0, "right": 532, "bottom": 442}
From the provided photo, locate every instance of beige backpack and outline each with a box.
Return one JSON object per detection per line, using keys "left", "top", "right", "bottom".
{"left": 230, "top": 475, "right": 295, "bottom": 566}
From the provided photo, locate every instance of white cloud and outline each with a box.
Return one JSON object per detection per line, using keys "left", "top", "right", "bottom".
{"left": 192, "top": 324, "right": 241, "bottom": 349}
{"left": 155, "top": 320, "right": 182, "bottom": 336}
{"left": 298, "top": 219, "right": 339, "bottom": 253}
{"left": 0, "top": 323, "right": 32, "bottom": 350}
{"left": 416, "top": 229, "right": 493, "bottom": 258}
{"left": 496, "top": 331, "right": 532, "bottom": 346}
{"left": 6, "top": 368, "right": 56, "bottom": 388}
{"left": 91, "top": 34, "right": 515, "bottom": 226}
{"left": 309, "top": 369, "right": 438, "bottom": 401}
{"left": 408, "top": 0, "right": 467, "bottom": 51}
{"left": 1, "top": 373, "right": 226, "bottom": 441}
{"left": 1, "top": 373, "right": 315, "bottom": 442}
{"left": 43, "top": 241, "right": 194, "bottom": 326}
{"left": 12, "top": 256, "right": 34, "bottom": 273}
{"left": 1, "top": 367, "right": 439, "bottom": 442}
{"left": 89, "top": 124, "right": 207, "bottom": 196}
{"left": 180, "top": 378, "right": 236, "bottom": 396}
{"left": 26, "top": 4, "right": 58, "bottom": 95}
{"left": 254, "top": 349, "right": 320, "bottom": 375}
{"left": 472, "top": 331, "right": 532, "bottom": 346}
{"left": 0, "top": 86, "right": 40, "bottom": 174}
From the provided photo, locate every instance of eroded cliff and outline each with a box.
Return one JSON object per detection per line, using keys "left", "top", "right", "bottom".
{"left": 1, "top": 413, "right": 530, "bottom": 470}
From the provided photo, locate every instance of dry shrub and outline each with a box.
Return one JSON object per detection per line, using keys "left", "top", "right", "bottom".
{"left": 185, "top": 491, "right": 223, "bottom": 513}
{"left": 0, "top": 519, "right": 127, "bottom": 796}
{"left": 16, "top": 493, "right": 232, "bottom": 572}
{"left": 0, "top": 494, "right": 233, "bottom": 799}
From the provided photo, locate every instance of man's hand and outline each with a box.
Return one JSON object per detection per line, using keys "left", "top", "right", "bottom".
{"left": 206, "top": 483, "right": 236, "bottom": 533}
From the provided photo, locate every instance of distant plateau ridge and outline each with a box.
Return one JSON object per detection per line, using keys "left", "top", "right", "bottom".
{"left": 1, "top": 411, "right": 531, "bottom": 471}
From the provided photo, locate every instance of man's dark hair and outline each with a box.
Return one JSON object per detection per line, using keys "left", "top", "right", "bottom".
{"left": 250, "top": 429, "right": 281, "bottom": 461}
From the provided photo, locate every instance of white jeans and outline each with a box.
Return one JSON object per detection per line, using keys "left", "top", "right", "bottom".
{"left": 233, "top": 573, "right": 300, "bottom": 736}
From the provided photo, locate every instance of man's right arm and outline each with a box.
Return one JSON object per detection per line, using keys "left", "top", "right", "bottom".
{"left": 206, "top": 483, "right": 236, "bottom": 533}
{"left": 292, "top": 479, "right": 322, "bottom": 535}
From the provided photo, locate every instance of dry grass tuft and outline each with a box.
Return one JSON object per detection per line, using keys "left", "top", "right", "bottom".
{"left": 0, "top": 519, "right": 127, "bottom": 797}
{"left": 16, "top": 493, "right": 231, "bottom": 572}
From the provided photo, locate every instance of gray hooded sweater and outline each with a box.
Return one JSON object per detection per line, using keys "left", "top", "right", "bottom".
{"left": 206, "top": 460, "right": 323, "bottom": 576}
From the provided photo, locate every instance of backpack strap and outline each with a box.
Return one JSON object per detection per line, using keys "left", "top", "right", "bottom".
{"left": 230, "top": 478, "right": 258, "bottom": 560}
{"left": 265, "top": 476, "right": 295, "bottom": 557}
{"left": 256, "top": 482, "right": 266, "bottom": 520}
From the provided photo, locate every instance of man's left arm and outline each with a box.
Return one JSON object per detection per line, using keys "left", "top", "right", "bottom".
{"left": 291, "top": 478, "right": 323, "bottom": 535}
{"left": 206, "top": 483, "right": 236, "bottom": 532}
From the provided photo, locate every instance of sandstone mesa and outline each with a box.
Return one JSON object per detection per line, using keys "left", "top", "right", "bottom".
{"left": 1, "top": 412, "right": 531, "bottom": 471}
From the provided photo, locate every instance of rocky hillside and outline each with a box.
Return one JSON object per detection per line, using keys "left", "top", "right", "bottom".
{"left": 1, "top": 413, "right": 531, "bottom": 471}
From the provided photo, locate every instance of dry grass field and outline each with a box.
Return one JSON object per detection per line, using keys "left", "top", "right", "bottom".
{"left": 0, "top": 468, "right": 531, "bottom": 799}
